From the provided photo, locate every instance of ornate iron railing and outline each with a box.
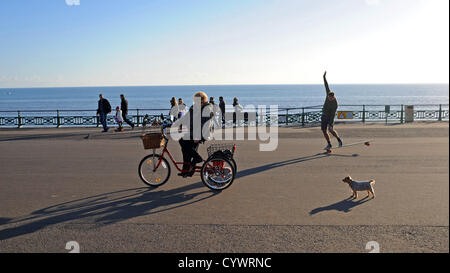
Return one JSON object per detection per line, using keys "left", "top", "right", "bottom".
{"left": 0, "top": 104, "right": 448, "bottom": 128}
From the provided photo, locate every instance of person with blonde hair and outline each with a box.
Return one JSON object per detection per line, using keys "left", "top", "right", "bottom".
{"left": 169, "top": 97, "right": 179, "bottom": 122}
{"left": 176, "top": 91, "right": 214, "bottom": 177}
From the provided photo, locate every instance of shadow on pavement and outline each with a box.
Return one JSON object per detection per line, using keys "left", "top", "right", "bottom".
{"left": 309, "top": 197, "right": 372, "bottom": 215}
{"left": 0, "top": 182, "right": 218, "bottom": 241}
{"left": 237, "top": 153, "right": 359, "bottom": 179}
{"left": 0, "top": 132, "right": 90, "bottom": 142}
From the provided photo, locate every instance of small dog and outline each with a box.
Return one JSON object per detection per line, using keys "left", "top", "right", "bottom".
{"left": 342, "top": 176, "right": 376, "bottom": 199}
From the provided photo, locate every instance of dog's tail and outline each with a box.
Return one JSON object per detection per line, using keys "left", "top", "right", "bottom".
{"left": 370, "top": 180, "right": 376, "bottom": 185}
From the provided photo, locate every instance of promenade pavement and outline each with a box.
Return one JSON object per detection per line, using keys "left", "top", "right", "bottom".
{"left": 0, "top": 122, "right": 448, "bottom": 252}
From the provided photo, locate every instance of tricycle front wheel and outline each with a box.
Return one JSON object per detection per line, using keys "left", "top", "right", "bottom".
{"left": 138, "top": 154, "right": 171, "bottom": 187}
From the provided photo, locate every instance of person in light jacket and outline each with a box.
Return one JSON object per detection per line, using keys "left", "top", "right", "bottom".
{"left": 114, "top": 106, "right": 124, "bottom": 132}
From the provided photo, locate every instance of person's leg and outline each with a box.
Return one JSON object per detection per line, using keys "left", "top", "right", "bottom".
{"left": 100, "top": 113, "right": 108, "bottom": 131}
{"left": 321, "top": 115, "right": 332, "bottom": 149}
{"left": 190, "top": 142, "right": 202, "bottom": 165}
{"left": 122, "top": 112, "right": 134, "bottom": 128}
{"left": 322, "top": 129, "right": 331, "bottom": 143}
{"left": 104, "top": 113, "right": 109, "bottom": 131}
{"left": 328, "top": 125, "right": 343, "bottom": 146}
{"left": 179, "top": 139, "right": 191, "bottom": 172}
{"left": 186, "top": 141, "right": 202, "bottom": 175}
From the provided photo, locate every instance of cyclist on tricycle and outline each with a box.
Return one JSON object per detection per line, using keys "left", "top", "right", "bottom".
{"left": 138, "top": 91, "right": 237, "bottom": 191}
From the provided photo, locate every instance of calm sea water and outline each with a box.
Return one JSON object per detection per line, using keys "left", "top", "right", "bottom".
{"left": 0, "top": 84, "right": 448, "bottom": 114}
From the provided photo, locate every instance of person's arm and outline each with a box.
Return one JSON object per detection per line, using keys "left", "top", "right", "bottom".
{"left": 323, "top": 71, "right": 330, "bottom": 95}
{"left": 122, "top": 100, "right": 128, "bottom": 113}
{"left": 105, "top": 99, "right": 112, "bottom": 113}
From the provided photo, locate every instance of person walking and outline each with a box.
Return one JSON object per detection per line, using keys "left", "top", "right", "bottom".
{"left": 97, "top": 94, "right": 112, "bottom": 132}
{"left": 178, "top": 98, "right": 187, "bottom": 119}
{"left": 219, "top": 96, "right": 226, "bottom": 127}
{"left": 233, "top": 97, "right": 243, "bottom": 127}
{"left": 120, "top": 94, "right": 135, "bottom": 129}
{"left": 114, "top": 106, "right": 124, "bottom": 132}
{"left": 169, "top": 97, "right": 178, "bottom": 122}
{"left": 321, "top": 71, "right": 343, "bottom": 150}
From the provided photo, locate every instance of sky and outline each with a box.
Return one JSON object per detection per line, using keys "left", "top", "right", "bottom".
{"left": 0, "top": 0, "right": 448, "bottom": 88}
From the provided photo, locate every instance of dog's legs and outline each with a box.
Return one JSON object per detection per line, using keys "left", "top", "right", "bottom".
{"left": 370, "top": 188, "right": 376, "bottom": 199}
{"left": 367, "top": 190, "right": 371, "bottom": 198}
{"left": 353, "top": 191, "right": 358, "bottom": 200}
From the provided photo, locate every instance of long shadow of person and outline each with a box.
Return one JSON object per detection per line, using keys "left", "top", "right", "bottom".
{"left": 309, "top": 197, "right": 372, "bottom": 215}
{"left": 0, "top": 181, "right": 218, "bottom": 241}
{"left": 237, "top": 153, "right": 359, "bottom": 179}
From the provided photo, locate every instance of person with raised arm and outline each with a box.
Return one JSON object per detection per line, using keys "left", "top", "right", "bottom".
{"left": 321, "top": 71, "right": 343, "bottom": 150}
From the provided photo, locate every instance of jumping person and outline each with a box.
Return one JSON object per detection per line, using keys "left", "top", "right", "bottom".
{"left": 321, "top": 71, "right": 343, "bottom": 150}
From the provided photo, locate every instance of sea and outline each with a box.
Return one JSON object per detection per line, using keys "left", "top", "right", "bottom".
{"left": 0, "top": 84, "right": 448, "bottom": 116}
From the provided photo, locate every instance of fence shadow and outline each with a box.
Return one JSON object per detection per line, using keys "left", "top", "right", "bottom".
{"left": 0, "top": 182, "right": 218, "bottom": 241}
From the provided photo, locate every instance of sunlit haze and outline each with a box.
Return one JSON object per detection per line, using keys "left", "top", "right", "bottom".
{"left": 0, "top": 0, "right": 448, "bottom": 88}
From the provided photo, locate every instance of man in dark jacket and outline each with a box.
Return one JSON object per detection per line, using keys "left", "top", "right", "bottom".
{"left": 120, "top": 94, "right": 135, "bottom": 129}
{"left": 97, "top": 94, "right": 112, "bottom": 132}
{"left": 219, "top": 96, "right": 226, "bottom": 127}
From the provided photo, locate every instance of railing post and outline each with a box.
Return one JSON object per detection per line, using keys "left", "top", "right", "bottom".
{"left": 17, "top": 111, "right": 21, "bottom": 128}
{"left": 56, "top": 110, "right": 61, "bottom": 128}
{"left": 438, "top": 104, "right": 442, "bottom": 121}
{"left": 256, "top": 111, "right": 259, "bottom": 127}
{"left": 286, "top": 109, "right": 289, "bottom": 126}
{"left": 302, "top": 108, "right": 305, "bottom": 127}
{"left": 362, "top": 105, "right": 366, "bottom": 123}
{"left": 400, "top": 104, "right": 404, "bottom": 124}
{"left": 136, "top": 109, "right": 140, "bottom": 127}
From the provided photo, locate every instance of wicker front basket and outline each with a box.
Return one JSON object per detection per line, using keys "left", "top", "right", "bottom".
{"left": 141, "top": 133, "right": 166, "bottom": 149}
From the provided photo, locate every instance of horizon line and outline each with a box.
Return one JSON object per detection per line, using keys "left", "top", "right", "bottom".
{"left": 0, "top": 82, "right": 449, "bottom": 89}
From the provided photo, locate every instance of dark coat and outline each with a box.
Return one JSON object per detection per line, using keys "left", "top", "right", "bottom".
{"left": 97, "top": 98, "right": 112, "bottom": 114}
{"left": 121, "top": 99, "right": 129, "bottom": 115}
{"left": 219, "top": 101, "right": 226, "bottom": 114}
{"left": 179, "top": 103, "right": 214, "bottom": 142}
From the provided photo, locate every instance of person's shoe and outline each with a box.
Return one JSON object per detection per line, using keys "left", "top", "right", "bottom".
{"left": 338, "top": 139, "right": 343, "bottom": 147}
{"left": 324, "top": 143, "right": 332, "bottom": 150}
{"left": 178, "top": 172, "right": 188, "bottom": 178}
{"left": 183, "top": 163, "right": 199, "bottom": 177}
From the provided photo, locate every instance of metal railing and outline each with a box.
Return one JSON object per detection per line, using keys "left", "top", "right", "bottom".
{"left": 0, "top": 104, "right": 448, "bottom": 128}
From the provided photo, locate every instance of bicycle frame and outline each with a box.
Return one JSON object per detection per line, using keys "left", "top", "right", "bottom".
{"left": 152, "top": 138, "right": 203, "bottom": 173}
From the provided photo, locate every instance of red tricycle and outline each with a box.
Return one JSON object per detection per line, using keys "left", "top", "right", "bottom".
{"left": 138, "top": 130, "right": 237, "bottom": 191}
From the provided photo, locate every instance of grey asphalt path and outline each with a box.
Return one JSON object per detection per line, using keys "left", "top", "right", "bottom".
{"left": 0, "top": 123, "right": 448, "bottom": 253}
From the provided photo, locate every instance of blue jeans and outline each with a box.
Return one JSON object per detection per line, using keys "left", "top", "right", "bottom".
{"left": 99, "top": 112, "right": 109, "bottom": 131}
